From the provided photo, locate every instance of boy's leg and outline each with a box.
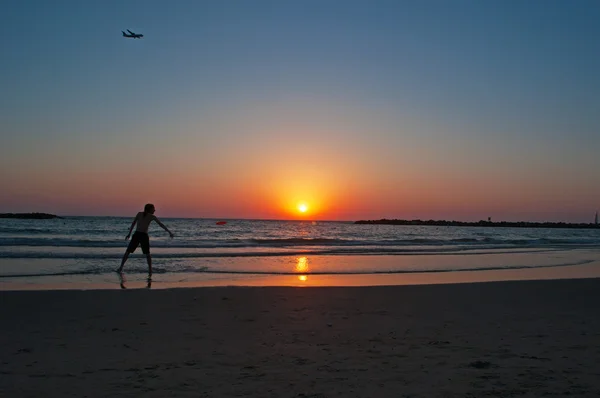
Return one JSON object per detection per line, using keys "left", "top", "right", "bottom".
{"left": 120, "top": 234, "right": 140, "bottom": 272}
{"left": 117, "top": 250, "right": 130, "bottom": 273}
{"left": 145, "top": 254, "right": 152, "bottom": 275}
{"left": 140, "top": 233, "right": 151, "bottom": 275}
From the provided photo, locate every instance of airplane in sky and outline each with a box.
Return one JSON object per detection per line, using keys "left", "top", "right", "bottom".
{"left": 122, "top": 29, "right": 143, "bottom": 39}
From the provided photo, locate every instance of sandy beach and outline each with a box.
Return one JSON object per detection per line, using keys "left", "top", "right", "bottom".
{"left": 2, "top": 278, "right": 600, "bottom": 397}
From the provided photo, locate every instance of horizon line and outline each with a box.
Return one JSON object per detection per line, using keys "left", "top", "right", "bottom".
{"left": 2, "top": 212, "right": 598, "bottom": 224}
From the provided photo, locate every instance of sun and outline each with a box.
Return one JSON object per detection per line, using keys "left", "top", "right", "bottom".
{"left": 297, "top": 203, "right": 308, "bottom": 213}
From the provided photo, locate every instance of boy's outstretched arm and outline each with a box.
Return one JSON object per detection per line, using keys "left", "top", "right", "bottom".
{"left": 154, "top": 216, "right": 174, "bottom": 238}
{"left": 125, "top": 214, "right": 138, "bottom": 239}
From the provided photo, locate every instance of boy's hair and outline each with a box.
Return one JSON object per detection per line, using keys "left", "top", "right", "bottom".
{"left": 143, "top": 203, "right": 155, "bottom": 216}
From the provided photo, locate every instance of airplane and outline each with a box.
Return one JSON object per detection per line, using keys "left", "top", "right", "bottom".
{"left": 122, "top": 29, "right": 143, "bottom": 39}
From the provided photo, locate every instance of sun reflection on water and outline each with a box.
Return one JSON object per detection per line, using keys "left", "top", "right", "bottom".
{"left": 295, "top": 256, "right": 309, "bottom": 282}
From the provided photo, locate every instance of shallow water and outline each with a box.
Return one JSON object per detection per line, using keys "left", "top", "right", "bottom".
{"left": 1, "top": 217, "right": 600, "bottom": 289}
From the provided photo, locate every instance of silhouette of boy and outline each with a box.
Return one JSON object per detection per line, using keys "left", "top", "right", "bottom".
{"left": 117, "top": 203, "right": 173, "bottom": 275}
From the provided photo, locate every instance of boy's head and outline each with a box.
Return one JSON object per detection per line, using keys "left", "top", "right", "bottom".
{"left": 144, "top": 203, "right": 155, "bottom": 214}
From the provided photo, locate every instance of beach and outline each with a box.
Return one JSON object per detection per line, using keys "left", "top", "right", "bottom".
{"left": 2, "top": 278, "right": 600, "bottom": 397}
{"left": 4, "top": 0, "right": 600, "bottom": 396}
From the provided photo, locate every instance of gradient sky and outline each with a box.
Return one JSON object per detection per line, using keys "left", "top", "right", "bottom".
{"left": 1, "top": 0, "right": 599, "bottom": 221}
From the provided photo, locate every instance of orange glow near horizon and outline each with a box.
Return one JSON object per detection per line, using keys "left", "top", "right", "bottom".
{"left": 270, "top": 174, "right": 345, "bottom": 220}
{"left": 277, "top": 192, "right": 325, "bottom": 219}
{"left": 247, "top": 141, "right": 351, "bottom": 220}
{"left": 7, "top": 122, "right": 600, "bottom": 223}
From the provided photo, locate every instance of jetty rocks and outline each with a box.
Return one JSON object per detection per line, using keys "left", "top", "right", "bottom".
{"left": 0, "top": 213, "right": 63, "bottom": 219}
{"left": 354, "top": 219, "right": 600, "bottom": 229}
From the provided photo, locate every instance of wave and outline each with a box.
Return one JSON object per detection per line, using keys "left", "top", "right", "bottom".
{"left": 1, "top": 236, "right": 598, "bottom": 249}
{"left": 0, "top": 246, "right": 566, "bottom": 259}
{"left": 0, "top": 258, "right": 593, "bottom": 279}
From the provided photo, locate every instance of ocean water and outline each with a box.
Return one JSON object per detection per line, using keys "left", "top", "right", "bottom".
{"left": 1, "top": 217, "right": 600, "bottom": 288}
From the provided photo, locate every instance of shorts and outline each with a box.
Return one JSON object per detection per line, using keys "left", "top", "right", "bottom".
{"left": 127, "top": 231, "right": 150, "bottom": 254}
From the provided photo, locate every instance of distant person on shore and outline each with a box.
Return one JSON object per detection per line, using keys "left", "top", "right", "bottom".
{"left": 117, "top": 203, "right": 174, "bottom": 275}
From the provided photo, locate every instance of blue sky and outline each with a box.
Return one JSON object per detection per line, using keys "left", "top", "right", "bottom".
{"left": 1, "top": 0, "right": 600, "bottom": 221}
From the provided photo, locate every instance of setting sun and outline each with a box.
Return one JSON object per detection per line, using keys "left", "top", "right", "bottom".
{"left": 297, "top": 203, "right": 308, "bottom": 213}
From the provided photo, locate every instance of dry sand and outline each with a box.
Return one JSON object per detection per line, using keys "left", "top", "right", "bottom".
{"left": 2, "top": 278, "right": 600, "bottom": 397}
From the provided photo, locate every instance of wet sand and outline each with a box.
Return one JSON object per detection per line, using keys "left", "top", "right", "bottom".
{"left": 2, "top": 278, "right": 600, "bottom": 397}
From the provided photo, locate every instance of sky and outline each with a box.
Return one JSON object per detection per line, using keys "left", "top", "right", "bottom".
{"left": 1, "top": 0, "right": 599, "bottom": 222}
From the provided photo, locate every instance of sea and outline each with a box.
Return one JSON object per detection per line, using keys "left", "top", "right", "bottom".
{"left": 1, "top": 217, "right": 600, "bottom": 289}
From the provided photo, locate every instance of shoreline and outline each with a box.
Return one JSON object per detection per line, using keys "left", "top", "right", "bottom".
{"left": 2, "top": 277, "right": 600, "bottom": 396}
{"left": 2, "top": 260, "right": 600, "bottom": 291}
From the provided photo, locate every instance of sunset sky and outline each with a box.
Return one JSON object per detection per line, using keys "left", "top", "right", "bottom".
{"left": 1, "top": 0, "right": 599, "bottom": 222}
